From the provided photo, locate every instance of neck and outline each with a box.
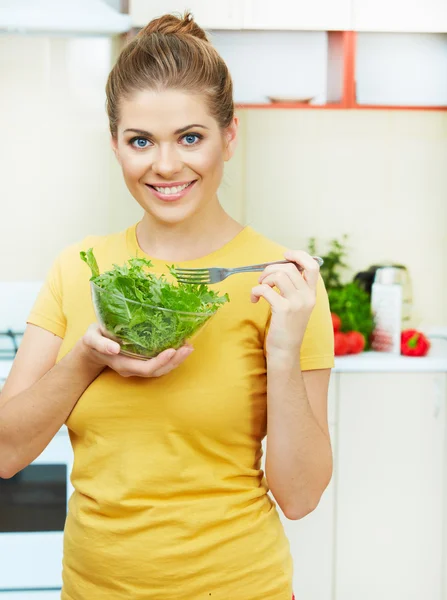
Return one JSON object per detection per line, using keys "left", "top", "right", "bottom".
{"left": 136, "top": 200, "right": 243, "bottom": 262}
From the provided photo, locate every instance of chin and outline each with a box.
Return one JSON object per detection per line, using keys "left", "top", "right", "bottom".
{"left": 142, "top": 201, "right": 201, "bottom": 226}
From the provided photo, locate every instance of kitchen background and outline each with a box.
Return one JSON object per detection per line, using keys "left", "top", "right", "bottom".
{"left": 1, "top": 1, "right": 447, "bottom": 599}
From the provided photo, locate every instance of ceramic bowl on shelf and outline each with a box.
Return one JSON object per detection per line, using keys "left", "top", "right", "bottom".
{"left": 266, "top": 95, "right": 315, "bottom": 104}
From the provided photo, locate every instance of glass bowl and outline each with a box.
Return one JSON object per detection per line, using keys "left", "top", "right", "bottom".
{"left": 90, "top": 282, "right": 214, "bottom": 359}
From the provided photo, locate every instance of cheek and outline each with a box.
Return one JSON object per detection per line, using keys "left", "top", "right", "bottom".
{"left": 120, "top": 151, "right": 150, "bottom": 183}
{"left": 195, "top": 145, "right": 224, "bottom": 183}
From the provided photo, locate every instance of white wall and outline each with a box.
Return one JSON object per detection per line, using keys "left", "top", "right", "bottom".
{"left": 0, "top": 35, "right": 115, "bottom": 280}
{"left": 238, "top": 109, "right": 447, "bottom": 327}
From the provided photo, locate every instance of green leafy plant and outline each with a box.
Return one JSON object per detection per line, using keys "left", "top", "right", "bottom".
{"left": 308, "top": 235, "right": 349, "bottom": 291}
{"left": 80, "top": 249, "right": 229, "bottom": 358}
{"left": 328, "top": 284, "right": 375, "bottom": 343}
{"left": 308, "top": 235, "right": 375, "bottom": 348}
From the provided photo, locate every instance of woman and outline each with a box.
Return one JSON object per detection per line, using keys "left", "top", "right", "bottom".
{"left": 0, "top": 13, "right": 334, "bottom": 600}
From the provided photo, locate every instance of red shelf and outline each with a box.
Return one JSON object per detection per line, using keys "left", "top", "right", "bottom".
{"left": 236, "top": 103, "right": 346, "bottom": 109}
{"left": 236, "top": 103, "right": 447, "bottom": 111}
{"left": 352, "top": 104, "right": 447, "bottom": 111}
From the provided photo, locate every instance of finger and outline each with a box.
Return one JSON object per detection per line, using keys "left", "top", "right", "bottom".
{"left": 251, "top": 282, "right": 285, "bottom": 307}
{"left": 151, "top": 345, "right": 194, "bottom": 377}
{"left": 257, "top": 271, "right": 298, "bottom": 298}
{"left": 284, "top": 250, "right": 320, "bottom": 290}
{"left": 140, "top": 347, "right": 178, "bottom": 374}
{"left": 259, "top": 263, "right": 305, "bottom": 290}
{"left": 84, "top": 323, "right": 120, "bottom": 355}
{"left": 108, "top": 347, "right": 177, "bottom": 377}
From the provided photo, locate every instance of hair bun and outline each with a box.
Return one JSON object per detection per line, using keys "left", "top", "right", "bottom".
{"left": 140, "top": 11, "right": 208, "bottom": 42}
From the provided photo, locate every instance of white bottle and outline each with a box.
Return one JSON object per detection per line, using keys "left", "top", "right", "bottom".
{"left": 371, "top": 266, "right": 412, "bottom": 355}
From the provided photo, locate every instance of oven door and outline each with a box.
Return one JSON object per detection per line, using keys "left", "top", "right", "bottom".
{"left": 0, "top": 428, "right": 73, "bottom": 593}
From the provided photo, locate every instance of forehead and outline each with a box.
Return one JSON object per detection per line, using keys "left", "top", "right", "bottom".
{"left": 118, "top": 89, "right": 217, "bottom": 132}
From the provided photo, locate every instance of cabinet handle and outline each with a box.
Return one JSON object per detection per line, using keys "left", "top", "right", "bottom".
{"left": 433, "top": 378, "right": 443, "bottom": 419}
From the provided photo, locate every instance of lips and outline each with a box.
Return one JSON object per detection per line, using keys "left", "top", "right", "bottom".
{"left": 145, "top": 180, "right": 196, "bottom": 202}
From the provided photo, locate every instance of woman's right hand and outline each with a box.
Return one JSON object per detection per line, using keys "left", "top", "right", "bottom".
{"left": 78, "top": 323, "right": 194, "bottom": 378}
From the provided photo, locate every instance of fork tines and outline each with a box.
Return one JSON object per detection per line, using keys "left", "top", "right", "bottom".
{"left": 175, "top": 268, "right": 212, "bottom": 284}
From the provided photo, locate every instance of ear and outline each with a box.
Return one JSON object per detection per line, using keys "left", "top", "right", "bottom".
{"left": 110, "top": 135, "right": 121, "bottom": 164}
{"left": 223, "top": 116, "right": 239, "bottom": 162}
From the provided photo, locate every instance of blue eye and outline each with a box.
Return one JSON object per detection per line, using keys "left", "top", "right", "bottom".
{"left": 182, "top": 133, "right": 201, "bottom": 146}
{"left": 131, "top": 137, "right": 150, "bottom": 149}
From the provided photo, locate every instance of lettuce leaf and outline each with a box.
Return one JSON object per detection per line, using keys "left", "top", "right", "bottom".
{"left": 81, "top": 248, "right": 229, "bottom": 357}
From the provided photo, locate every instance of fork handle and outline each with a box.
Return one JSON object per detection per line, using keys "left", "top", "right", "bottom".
{"left": 231, "top": 260, "right": 304, "bottom": 274}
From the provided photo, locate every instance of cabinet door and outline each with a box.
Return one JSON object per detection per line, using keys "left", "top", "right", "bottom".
{"left": 280, "top": 375, "right": 337, "bottom": 600}
{"left": 335, "top": 372, "right": 446, "bottom": 600}
{"left": 130, "top": 0, "right": 243, "bottom": 30}
{"left": 353, "top": 0, "right": 447, "bottom": 32}
{"left": 243, "top": 0, "right": 352, "bottom": 31}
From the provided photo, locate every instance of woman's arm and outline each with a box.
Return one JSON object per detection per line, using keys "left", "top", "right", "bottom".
{"left": 265, "top": 363, "right": 332, "bottom": 520}
{"left": 0, "top": 324, "right": 102, "bottom": 478}
{"left": 251, "top": 251, "right": 333, "bottom": 520}
{"left": 0, "top": 323, "right": 194, "bottom": 479}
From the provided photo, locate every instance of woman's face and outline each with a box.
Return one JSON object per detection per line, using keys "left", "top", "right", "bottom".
{"left": 112, "top": 89, "right": 238, "bottom": 225}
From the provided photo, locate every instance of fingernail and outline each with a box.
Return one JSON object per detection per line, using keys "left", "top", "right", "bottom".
{"left": 107, "top": 343, "right": 118, "bottom": 353}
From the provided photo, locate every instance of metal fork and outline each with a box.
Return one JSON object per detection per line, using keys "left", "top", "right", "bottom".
{"left": 175, "top": 256, "right": 324, "bottom": 285}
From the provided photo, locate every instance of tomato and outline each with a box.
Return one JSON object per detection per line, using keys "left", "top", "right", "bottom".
{"left": 344, "top": 331, "right": 366, "bottom": 354}
{"left": 334, "top": 331, "right": 350, "bottom": 356}
{"left": 331, "top": 313, "right": 341, "bottom": 332}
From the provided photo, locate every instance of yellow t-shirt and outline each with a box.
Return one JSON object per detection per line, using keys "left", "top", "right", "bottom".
{"left": 28, "top": 224, "right": 334, "bottom": 600}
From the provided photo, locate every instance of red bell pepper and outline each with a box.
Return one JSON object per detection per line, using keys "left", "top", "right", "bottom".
{"left": 401, "top": 329, "right": 431, "bottom": 357}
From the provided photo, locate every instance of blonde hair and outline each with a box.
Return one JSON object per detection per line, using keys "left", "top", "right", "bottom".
{"left": 105, "top": 12, "right": 234, "bottom": 137}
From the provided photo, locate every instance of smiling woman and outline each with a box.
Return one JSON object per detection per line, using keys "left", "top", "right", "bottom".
{"left": 111, "top": 87, "right": 237, "bottom": 235}
{"left": 0, "top": 11, "right": 334, "bottom": 600}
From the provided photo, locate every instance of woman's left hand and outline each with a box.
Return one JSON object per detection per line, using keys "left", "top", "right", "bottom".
{"left": 251, "top": 250, "right": 320, "bottom": 363}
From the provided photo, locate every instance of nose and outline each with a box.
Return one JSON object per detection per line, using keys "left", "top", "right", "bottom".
{"left": 152, "top": 143, "right": 182, "bottom": 179}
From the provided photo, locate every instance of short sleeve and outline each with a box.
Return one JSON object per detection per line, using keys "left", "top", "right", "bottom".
{"left": 299, "top": 275, "right": 334, "bottom": 371}
{"left": 27, "top": 254, "right": 67, "bottom": 338}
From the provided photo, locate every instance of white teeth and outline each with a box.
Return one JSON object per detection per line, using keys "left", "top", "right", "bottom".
{"left": 153, "top": 182, "right": 191, "bottom": 195}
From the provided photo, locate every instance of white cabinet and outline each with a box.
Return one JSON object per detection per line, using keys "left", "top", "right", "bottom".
{"left": 243, "top": 0, "right": 352, "bottom": 31}
{"left": 131, "top": 0, "right": 447, "bottom": 33}
{"left": 130, "top": 0, "right": 243, "bottom": 30}
{"left": 353, "top": 0, "right": 447, "bottom": 32}
{"left": 213, "top": 31, "right": 328, "bottom": 104}
{"left": 281, "top": 376, "right": 337, "bottom": 600}
{"left": 335, "top": 372, "right": 446, "bottom": 600}
{"left": 355, "top": 33, "right": 447, "bottom": 106}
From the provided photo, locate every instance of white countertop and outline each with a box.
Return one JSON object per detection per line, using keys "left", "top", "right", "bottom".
{"left": 333, "top": 330, "right": 447, "bottom": 373}
{"left": 334, "top": 349, "right": 447, "bottom": 373}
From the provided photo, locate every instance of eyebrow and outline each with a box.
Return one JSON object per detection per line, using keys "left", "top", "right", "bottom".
{"left": 123, "top": 124, "right": 209, "bottom": 137}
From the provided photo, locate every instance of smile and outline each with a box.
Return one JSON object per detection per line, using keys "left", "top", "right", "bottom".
{"left": 145, "top": 180, "right": 196, "bottom": 201}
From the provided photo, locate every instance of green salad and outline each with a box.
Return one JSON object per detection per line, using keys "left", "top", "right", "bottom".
{"left": 81, "top": 249, "right": 229, "bottom": 358}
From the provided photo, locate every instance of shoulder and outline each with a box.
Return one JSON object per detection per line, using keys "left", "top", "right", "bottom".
{"left": 56, "top": 228, "right": 130, "bottom": 272}
{"left": 49, "top": 228, "right": 132, "bottom": 298}
{"left": 235, "top": 227, "right": 287, "bottom": 263}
